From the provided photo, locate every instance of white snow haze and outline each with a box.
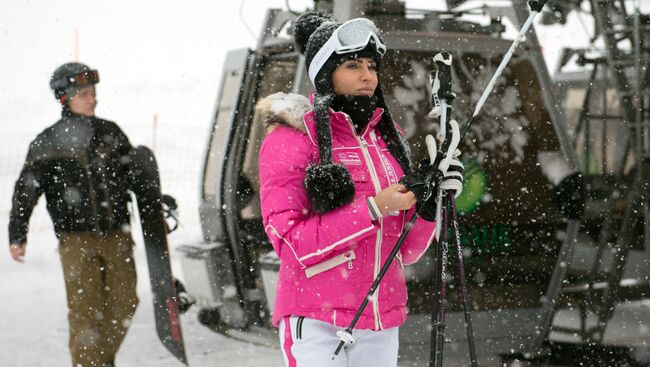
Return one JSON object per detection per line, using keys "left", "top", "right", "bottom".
{"left": 1, "top": 0, "right": 641, "bottom": 366}
{"left": 1, "top": 1, "right": 313, "bottom": 366}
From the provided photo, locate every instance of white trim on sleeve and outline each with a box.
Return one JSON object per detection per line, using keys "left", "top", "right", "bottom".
{"left": 265, "top": 224, "right": 307, "bottom": 269}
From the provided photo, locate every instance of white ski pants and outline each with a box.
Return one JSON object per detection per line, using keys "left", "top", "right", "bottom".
{"left": 279, "top": 316, "right": 399, "bottom": 367}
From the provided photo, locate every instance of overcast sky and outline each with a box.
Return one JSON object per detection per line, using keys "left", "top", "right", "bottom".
{"left": 1, "top": 0, "right": 417, "bottom": 133}
{"left": 1, "top": 0, "right": 307, "bottom": 133}
{"left": 0, "top": 0, "right": 615, "bottom": 137}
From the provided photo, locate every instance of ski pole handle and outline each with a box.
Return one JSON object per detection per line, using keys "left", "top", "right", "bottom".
{"left": 433, "top": 52, "right": 454, "bottom": 103}
{"left": 430, "top": 52, "right": 455, "bottom": 141}
{"left": 429, "top": 74, "right": 442, "bottom": 119}
{"left": 429, "top": 52, "right": 456, "bottom": 152}
{"left": 428, "top": 53, "right": 454, "bottom": 119}
{"left": 528, "top": 0, "right": 548, "bottom": 12}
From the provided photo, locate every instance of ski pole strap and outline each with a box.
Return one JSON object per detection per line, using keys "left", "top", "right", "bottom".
{"left": 528, "top": 0, "right": 548, "bottom": 12}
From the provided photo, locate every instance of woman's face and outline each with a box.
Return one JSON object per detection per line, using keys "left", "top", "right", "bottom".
{"left": 332, "top": 57, "right": 378, "bottom": 97}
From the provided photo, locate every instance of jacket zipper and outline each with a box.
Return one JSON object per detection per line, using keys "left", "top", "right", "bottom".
{"left": 345, "top": 114, "right": 384, "bottom": 330}
{"left": 81, "top": 152, "right": 101, "bottom": 233}
{"left": 96, "top": 148, "right": 114, "bottom": 232}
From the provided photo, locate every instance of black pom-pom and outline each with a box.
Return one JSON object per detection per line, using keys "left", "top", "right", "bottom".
{"left": 304, "top": 163, "right": 355, "bottom": 213}
{"left": 293, "top": 11, "right": 333, "bottom": 54}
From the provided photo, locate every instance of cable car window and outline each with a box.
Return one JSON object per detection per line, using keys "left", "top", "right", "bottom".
{"left": 240, "top": 56, "right": 298, "bottom": 220}
{"left": 204, "top": 71, "right": 242, "bottom": 199}
{"left": 380, "top": 50, "right": 565, "bottom": 309}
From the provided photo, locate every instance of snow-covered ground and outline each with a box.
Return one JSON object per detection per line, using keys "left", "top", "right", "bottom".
{"left": 0, "top": 222, "right": 285, "bottom": 367}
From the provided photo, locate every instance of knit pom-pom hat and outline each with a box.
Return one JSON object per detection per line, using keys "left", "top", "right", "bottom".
{"left": 293, "top": 11, "right": 411, "bottom": 212}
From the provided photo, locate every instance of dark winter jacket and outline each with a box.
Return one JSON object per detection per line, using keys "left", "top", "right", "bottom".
{"left": 9, "top": 110, "right": 133, "bottom": 244}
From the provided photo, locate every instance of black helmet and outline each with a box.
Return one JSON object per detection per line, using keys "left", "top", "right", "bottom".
{"left": 50, "top": 62, "right": 99, "bottom": 103}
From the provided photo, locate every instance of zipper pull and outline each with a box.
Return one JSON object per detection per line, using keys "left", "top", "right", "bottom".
{"left": 345, "top": 251, "right": 353, "bottom": 270}
{"left": 369, "top": 130, "right": 377, "bottom": 143}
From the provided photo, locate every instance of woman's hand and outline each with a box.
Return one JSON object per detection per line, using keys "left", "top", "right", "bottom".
{"left": 373, "top": 184, "right": 416, "bottom": 215}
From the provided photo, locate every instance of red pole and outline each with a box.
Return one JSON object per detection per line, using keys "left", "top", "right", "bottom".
{"left": 74, "top": 28, "right": 80, "bottom": 61}
{"left": 152, "top": 113, "right": 158, "bottom": 153}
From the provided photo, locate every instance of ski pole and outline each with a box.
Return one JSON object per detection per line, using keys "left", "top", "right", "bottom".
{"left": 429, "top": 51, "right": 469, "bottom": 367}
{"left": 431, "top": 197, "right": 450, "bottom": 367}
{"left": 427, "top": 52, "right": 455, "bottom": 367}
{"left": 331, "top": 51, "right": 462, "bottom": 361}
{"left": 429, "top": 52, "right": 456, "bottom": 244}
{"left": 331, "top": 213, "right": 419, "bottom": 359}
{"left": 459, "top": 0, "right": 549, "bottom": 140}
{"left": 448, "top": 192, "right": 478, "bottom": 366}
{"left": 330, "top": 140, "right": 450, "bottom": 359}
{"left": 331, "top": 56, "right": 454, "bottom": 357}
{"left": 330, "top": 169, "right": 446, "bottom": 359}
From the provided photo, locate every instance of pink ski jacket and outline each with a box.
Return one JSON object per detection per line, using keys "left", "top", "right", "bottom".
{"left": 258, "top": 93, "right": 437, "bottom": 330}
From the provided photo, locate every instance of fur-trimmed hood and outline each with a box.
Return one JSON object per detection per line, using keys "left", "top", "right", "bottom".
{"left": 256, "top": 92, "right": 311, "bottom": 134}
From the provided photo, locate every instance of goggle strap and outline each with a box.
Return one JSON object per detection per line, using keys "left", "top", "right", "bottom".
{"left": 308, "top": 35, "right": 341, "bottom": 84}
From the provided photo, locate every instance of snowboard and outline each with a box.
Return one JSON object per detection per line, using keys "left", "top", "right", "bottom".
{"left": 129, "top": 145, "right": 188, "bottom": 365}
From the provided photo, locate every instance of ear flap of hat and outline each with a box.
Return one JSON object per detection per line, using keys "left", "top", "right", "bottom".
{"left": 304, "top": 93, "right": 355, "bottom": 212}
{"left": 374, "top": 83, "right": 412, "bottom": 174}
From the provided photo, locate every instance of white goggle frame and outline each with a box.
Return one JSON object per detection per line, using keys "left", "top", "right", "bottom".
{"left": 307, "top": 18, "right": 386, "bottom": 84}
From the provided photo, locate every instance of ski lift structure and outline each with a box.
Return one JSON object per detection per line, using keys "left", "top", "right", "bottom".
{"left": 177, "top": 0, "right": 650, "bottom": 365}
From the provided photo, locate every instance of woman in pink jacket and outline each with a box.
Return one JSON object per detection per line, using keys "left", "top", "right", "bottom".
{"left": 258, "top": 11, "right": 463, "bottom": 367}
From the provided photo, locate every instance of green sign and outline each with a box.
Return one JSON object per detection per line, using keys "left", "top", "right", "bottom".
{"left": 456, "top": 158, "right": 487, "bottom": 214}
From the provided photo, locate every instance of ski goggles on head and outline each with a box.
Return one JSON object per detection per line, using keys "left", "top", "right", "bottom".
{"left": 52, "top": 70, "right": 100, "bottom": 90}
{"left": 308, "top": 18, "right": 387, "bottom": 84}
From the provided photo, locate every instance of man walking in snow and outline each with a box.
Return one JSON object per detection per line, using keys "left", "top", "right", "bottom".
{"left": 8, "top": 62, "right": 138, "bottom": 367}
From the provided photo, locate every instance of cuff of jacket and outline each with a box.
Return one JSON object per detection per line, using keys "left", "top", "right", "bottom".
{"left": 366, "top": 196, "right": 383, "bottom": 221}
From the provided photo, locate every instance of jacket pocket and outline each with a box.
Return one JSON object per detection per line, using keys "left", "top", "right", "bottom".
{"left": 334, "top": 148, "right": 369, "bottom": 183}
{"left": 304, "top": 250, "right": 356, "bottom": 278}
{"left": 346, "top": 165, "right": 369, "bottom": 183}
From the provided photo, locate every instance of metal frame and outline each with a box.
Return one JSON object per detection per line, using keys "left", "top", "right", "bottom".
{"left": 529, "top": 0, "right": 650, "bottom": 354}
{"left": 187, "top": 1, "right": 650, "bottom": 363}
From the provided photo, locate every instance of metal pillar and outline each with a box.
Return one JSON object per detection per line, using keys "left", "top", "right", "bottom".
{"left": 333, "top": 0, "right": 365, "bottom": 20}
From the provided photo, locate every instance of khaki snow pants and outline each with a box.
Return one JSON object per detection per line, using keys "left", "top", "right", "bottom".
{"left": 59, "top": 231, "right": 139, "bottom": 367}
